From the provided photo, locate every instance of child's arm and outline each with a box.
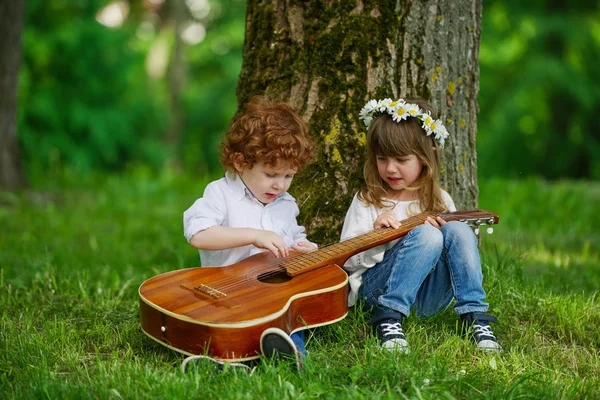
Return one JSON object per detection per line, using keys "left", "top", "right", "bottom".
{"left": 190, "top": 226, "right": 289, "bottom": 258}
{"left": 340, "top": 194, "right": 387, "bottom": 272}
{"left": 290, "top": 241, "right": 317, "bottom": 252}
{"left": 287, "top": 202, "right": 318, "bottom": 253}
{"left": 423, "top": 190, "right": 457, "bottom": 228}
{"left": 374, "top": 210, "right": 401, "bottom": 229}
{"left": 184, "top": 180, "right": 288, "bottom": 258}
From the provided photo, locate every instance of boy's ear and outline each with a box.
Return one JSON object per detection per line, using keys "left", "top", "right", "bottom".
{"left": 233, "top": 153, "right": 246, "bottom": 172}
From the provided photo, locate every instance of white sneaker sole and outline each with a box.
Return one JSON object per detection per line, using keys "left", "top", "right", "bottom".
{"left": 181, "top": 355, "right": 252, "bottom": 373}
{"left": 260, "top": 327, "right": 301, "bottom": 369}
{"left": 382, "top": 338, "right": 410, "bottom": 354}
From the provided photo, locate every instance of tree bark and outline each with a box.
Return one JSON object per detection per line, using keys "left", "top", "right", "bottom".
{"left": 0, "top": 0, "right": 27, "bottom": 190}
{"left": 238, "top": 0, "right": 482, "bottom": 244}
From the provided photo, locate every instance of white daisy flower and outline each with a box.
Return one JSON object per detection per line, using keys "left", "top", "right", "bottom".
{"left": 359, "top": 98, "right": 450, "bottom": 147}
{"left": 380, "top": 98, "right": 394, "bottom": 108}
{"left": 420, "top": 112, "right": 433, "bottom": 131}
{"left": 387, "top": 100, "right": 402, "bottom": 114}
{"left": 434, "top": 123, "right": 449, "bottom": 140}
{"left": 422, "top": 122, "right": 434, "bottom": 136}
{"left": 392, "top": 103, "right": 410, "bottom": 122}
{"left": 406, "top": 103, "right": 421, "bottom": 117}
{"left": 359, "top": 107, "right": 371, "bottom": 120}
{"left": 378, "top": 98, "right": 392, "bottom": 112}
{"left": 429, "top": 119, "right": 442, "bottom": 133}
{"left": 362, "top": 99, "right": 378, "bottom": 114}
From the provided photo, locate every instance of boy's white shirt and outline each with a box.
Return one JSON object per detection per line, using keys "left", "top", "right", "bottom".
{"left": 184, "top": 172, "right": 312, "bottom": 267}
{"left": 340, "top": 190, "right": 456, "bottom": 307}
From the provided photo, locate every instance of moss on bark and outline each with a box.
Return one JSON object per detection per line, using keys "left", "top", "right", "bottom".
{"left": 237, "top": 0, "right": 482, "bottom": 245}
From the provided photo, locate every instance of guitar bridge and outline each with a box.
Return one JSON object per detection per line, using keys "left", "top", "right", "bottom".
{"left": 180, "top": 283, "right": 227, "bottom": 299}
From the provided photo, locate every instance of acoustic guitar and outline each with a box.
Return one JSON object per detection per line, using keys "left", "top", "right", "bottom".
{"left": 139, "top": 209, "right": 498, "bottom": 361}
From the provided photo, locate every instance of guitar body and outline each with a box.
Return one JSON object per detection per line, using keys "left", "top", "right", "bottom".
{"left": 139, "top": 251, "right": 349, "bottom": 361}
{"left": 139, "top": 209, "right": 498, "bottom": 362}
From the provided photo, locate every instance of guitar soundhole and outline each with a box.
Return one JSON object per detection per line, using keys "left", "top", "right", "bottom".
{"left": 258, "top": 269, "right": 292, "bottom": 284}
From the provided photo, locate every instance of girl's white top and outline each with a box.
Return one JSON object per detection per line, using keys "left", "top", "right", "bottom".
{"left": 340, "top": 191, "right": 456, "bottom": 307}
{"left": 184, "top": 172, "right": 310, "bottom": 267}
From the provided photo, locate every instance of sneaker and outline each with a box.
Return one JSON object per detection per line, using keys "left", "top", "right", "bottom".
{"left": 369, "top": 311, "right": 409, "bottom": 354}
{"left": 181, "top": 355, "right": 253, "bottom": 374}
{"left": 460, "top": 312, "right": 502, "bottom": 351}
{"left": 260, "top": 327, "right": 302, "bottom": 369}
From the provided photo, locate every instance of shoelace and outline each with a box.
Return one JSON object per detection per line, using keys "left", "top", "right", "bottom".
{"left": 473, "top": 323, "right": 496, "bottom": 340}
{"left": 381, "top": 322, "right": 404, "bottom": 337}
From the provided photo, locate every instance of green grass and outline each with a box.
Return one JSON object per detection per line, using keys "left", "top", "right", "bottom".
{"left": 1, "top": 170, "right": 599, "bottom": 399}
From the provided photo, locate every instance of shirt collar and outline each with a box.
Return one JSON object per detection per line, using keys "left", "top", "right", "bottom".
{"left": 225, "top": 171, "right": 248, "bottom": 201}
{"left": 224, "top": 171, "right": 295, "bottom": 204}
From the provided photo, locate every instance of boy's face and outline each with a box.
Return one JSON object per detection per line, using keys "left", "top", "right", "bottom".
{"left": 236, "top": 160, "right": 297, "bottom": 205}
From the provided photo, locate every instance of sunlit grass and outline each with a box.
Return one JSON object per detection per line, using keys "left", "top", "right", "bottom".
{"left": 1, "top": 171, "right": 599, "bottom": 399}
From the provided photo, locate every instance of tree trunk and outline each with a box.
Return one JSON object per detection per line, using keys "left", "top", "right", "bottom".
{"left": 0, "top": 0, "right": 27, "bottom": 190}
{"left": 238, "top": 0, "right": 482, "bottom": 244}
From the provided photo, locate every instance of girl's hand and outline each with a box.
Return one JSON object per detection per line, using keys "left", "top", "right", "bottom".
{"left": 291, "top": 241, "right": 317, "bottom": 253}
{"left": 424, "top": 215, "right": 447, "bottom": 229}
{"left": 252, "top": 230, "right": 289, "bottom": 258}
{"left": 374, "top": 210, "right": 401, "bottom": 230}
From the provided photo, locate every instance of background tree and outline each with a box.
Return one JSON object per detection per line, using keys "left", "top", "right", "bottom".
{"left": 0, "top": 0, "right": 26, "bottom": 189}
{"left": 238, "top": 0, "right": 482, "bottom": 243}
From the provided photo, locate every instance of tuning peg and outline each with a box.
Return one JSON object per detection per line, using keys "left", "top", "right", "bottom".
{"left": 474, "top": 227, "right": 480, "bottom": 236}
{"left": 487, "top": 226, "right": 494, "bottom": 234}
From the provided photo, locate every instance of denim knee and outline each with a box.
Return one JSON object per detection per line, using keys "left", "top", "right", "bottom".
{"left": 441, "top": 221, "right": 477, "bottom": 246}
{"left": 410, "top": 223, "right": 444, "bottom": 250}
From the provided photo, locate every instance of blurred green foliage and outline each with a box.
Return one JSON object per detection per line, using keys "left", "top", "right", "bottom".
{"left": 18, "top": 0, "right": 245, "bottom": 176}
{"left": 19, "top": 0, "right": 168, "bottom": 173}
{"left": 16, "top": 0, "right": 599, "bottom": 179}
{"left": 478, "top": 1, "right": 600, "bottom": 179}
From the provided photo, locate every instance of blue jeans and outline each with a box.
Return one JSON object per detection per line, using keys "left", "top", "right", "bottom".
{"left": 361, "top": 222, "right": 488, "bottom": 318}
{"left": 290, "top": 331, "right": 307, "bottom": 357}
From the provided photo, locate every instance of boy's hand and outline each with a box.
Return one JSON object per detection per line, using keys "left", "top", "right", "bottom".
{"left": 374, "top": 210, "right": 401, "bottom": 229}
{"left": 291, "top": 241, "right": 317, "bottom": 253}
{"left": 252, "top": 230, "right": 289, "bottom": 258}
{"left": 424, "top": 215, "right": 447, "bottom": 229}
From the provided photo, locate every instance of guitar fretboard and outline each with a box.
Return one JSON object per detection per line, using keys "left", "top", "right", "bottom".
{"left": 280, "top": 209, "right": 498, "bottom": 277}
{"left": 282, "top": 213, "right": 434, "bottom": 276}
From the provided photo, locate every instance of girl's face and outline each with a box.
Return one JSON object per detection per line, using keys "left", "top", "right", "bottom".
{"left": 236, "top": 160, "right": 297, "bottom": 205}
{"left": 376, "top": 154, "right": 423, "bottom": 200}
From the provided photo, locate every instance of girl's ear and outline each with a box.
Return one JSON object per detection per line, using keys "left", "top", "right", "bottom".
{"left": 432, "top": 147, "right": 437, "bottom": 152}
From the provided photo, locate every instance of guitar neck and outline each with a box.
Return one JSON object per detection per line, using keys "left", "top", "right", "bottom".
{"left": 282, "top": 209, "right": 499, "bottom": 277}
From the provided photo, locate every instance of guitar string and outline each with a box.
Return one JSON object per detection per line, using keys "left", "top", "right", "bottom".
{"left": 186, "top": 218, "right": 427, "bottom": 295}
{"left": 187, "top": 211, "right": 491, "bottom": 294}
{"left": 198, "top": 213, "right": 441, "bottom": 293}
{"left": 199, "top": 213, "right": 433, "bottom": 293}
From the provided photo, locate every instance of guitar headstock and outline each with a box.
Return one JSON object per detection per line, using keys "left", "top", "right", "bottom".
{"left": 439, "top": 209, "right": 499, "bottom": 235}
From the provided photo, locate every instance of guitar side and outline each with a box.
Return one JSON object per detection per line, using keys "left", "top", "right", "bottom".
{"left": 139, "top": 251, "right": 349, "bottom": 361}
{"left": 139, "top": 209, "right": 498, "bottom": 361}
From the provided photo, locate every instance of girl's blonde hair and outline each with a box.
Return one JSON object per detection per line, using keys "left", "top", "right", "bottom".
{"left": 358, "top": 98, "right": 448, "bottom": 213}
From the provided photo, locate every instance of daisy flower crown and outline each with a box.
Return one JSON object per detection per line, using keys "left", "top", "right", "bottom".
{"left": 359, "top": 98, "right": 450, "bottom": 147}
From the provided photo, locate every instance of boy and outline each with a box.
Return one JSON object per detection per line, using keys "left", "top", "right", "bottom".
{"left": 183, "top": 96, "right": 316, "bottom": 371}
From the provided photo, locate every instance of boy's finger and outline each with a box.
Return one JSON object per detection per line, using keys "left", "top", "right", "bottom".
{"left": 272, "top": 247, "right": 280, "bottom": 258}
{"left": 278, "top": 244, "right": 288, "bottom": 257}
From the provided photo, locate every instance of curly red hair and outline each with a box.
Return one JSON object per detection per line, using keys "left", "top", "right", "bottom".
{"left": 219, "top": 96, "right": 314, "bottom": 173}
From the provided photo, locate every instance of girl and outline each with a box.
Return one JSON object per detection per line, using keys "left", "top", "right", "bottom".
{"left": 340, "top": 98, "right": 501, "bottom": 353}
{"left": 182, "top": 96, "right": 317, "bottom": 371}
